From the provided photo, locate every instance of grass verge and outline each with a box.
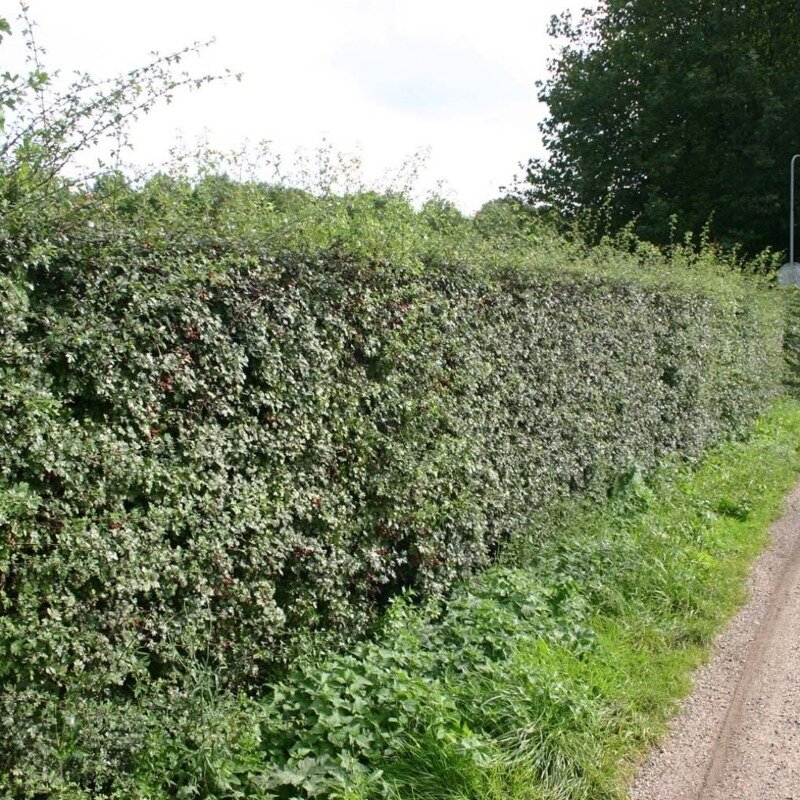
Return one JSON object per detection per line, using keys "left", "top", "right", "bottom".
{"left": 249, "top": 398, "right": 800, "bottom": 800}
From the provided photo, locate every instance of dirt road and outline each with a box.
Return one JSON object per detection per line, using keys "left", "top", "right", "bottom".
{"left": 631, "top": 483, "right": 800, "bottom": 800}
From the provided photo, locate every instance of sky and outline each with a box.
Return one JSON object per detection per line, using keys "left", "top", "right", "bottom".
{"left": 2, "top": 0, "right": 595, "bottom": 212}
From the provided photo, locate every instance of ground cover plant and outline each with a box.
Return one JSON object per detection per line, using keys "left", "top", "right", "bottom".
{"left": 163, "top": 399, "right": 800, "bottom": 799}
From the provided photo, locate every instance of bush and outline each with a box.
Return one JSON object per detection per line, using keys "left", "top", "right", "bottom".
{"left": 0, "top": 169, "right": 786, "bottom": 796}
{"left": 783, "top": 287, "right": 800, "bottom": 395}
{"left": 0, "top": 10, "right": 790, "bottom": 795}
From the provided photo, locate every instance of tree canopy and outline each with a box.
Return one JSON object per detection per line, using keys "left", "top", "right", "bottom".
{"left": 525, "top": 0, "right": 800, "bottom": 254}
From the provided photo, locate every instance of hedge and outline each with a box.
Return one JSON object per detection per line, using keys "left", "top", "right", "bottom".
{"left": 0, "top": 189, "right": 785, "bottom": 793}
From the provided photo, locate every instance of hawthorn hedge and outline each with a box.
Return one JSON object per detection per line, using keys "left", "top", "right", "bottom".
{"left": 0, "top": 203, "right": 785, "bottom": 790}
{"left": 784, "top": 288, "right": 800, "bottom": 395}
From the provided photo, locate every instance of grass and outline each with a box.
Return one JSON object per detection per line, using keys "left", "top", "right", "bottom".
{"left": 332, "top": 397, "right": 800, "bottom": 800}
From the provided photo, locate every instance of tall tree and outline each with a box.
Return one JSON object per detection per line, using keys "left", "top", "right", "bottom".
{"left": 525, "top": 0, "right": 800, "bottom": 254}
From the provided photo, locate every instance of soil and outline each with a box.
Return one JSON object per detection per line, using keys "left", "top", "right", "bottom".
{"left": 630, "top": 482, "right": 800, "bottom": 800}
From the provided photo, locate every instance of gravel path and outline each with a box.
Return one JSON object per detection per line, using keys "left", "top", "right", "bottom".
{"left": 630, "top": 482, "right": 800, "bottom": 800}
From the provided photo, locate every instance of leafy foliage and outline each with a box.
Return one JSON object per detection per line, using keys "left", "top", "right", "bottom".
{"left": 0, "top": 7, "right": 793, "bottom": 797}
{"left": 0, "top": 171, "right": 787, "bottom": 796}
{"left": 5, "top": 398, "right": 799, "bottom": 799}
{"left": 783, "top": 288, "right": 800, "bottom": 396}
{"left": 525, "top": 0, "right": 800, "bottom": 253}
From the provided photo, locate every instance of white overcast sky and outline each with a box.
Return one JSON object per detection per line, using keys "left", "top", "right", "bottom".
{"left": 3, "top": 0, "right": 595, "bottom": 212}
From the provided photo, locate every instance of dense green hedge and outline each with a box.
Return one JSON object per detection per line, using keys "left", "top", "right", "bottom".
{"left": 783, "top": 288, "right": 800, "bottom": 395}
{"left": 0, "top": 186, "right": 785, "bottom": 794}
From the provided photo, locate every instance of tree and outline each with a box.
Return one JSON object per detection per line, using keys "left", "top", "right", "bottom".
{"left": 524, "top": 0, "right": 800, "bottom": 254}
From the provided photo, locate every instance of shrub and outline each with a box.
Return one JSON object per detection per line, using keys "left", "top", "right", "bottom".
{"left": 0, "top": 176, "right": 785, "bottom": 785}
{"left": 783, "top": 287, "right": 800, "bottom": 395}
{"left": 0, "top": 9, "right": 790, "bottom": 795}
